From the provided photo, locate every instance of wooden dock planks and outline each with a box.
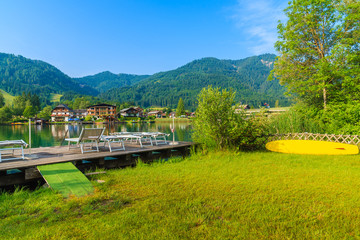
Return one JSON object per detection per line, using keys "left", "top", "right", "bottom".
{"left": 37, "top": 162, "right": 94, "bottom": 197}
{"left": 0, "top": 141, "right": 195, "bottom": 172}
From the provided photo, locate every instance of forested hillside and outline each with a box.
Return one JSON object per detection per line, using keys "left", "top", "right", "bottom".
{"left": 0, "top": 53, "right": 98, "bottom": 100}
{"left": 100, "top": 54, "right": 290, "bottom": 110}
{"left": 0, "top": 52, "right": 289, "bottom": 110}
{"left": 74, "top": 71, "right": 149, "bottom": 92}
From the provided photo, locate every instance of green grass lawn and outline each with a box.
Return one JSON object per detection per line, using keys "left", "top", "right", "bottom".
{"left": 0, "top": 89, "right": 15, "bottom": 105}
{"left": 49, "top": 93, "right": 63, "bottom": 103}
{"left": 2, "top": 151, "right": 360, "bottom": 239}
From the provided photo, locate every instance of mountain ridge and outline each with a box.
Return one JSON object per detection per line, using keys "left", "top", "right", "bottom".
{"left": 0, "top": 52, "right": 288, "bottom": 109}
{"left": 98, "top": 54, "right": 289, "bottom": 109}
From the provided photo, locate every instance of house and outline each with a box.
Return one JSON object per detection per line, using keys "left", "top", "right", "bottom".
{"left": 87, "top": 104, "right": 116, "bottom": 118}
{"left": 51, "top": 104, "right": 74, "bottom": 122}
{"left": 169, "top": 112, "right": 176, "bottom": 118}
{"left": 134, "top": 107, "right": 145, "bottom": 117}
{"left": 73, "top": 109, "right": 88, "bottom": 120}
{"left": 148, "top": 110, "right": 163, "bottom": 118}
{"left": 119, "top": 107, "right": 143, "bottom": 118}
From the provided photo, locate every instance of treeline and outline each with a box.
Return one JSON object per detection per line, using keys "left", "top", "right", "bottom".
{"left": 0, "top": 53, "right": 98, "bottom": 100}
{"left": 100, "top": 54, "right": 291, "bottom": 110}
{"left": 74, "top": 71, "right": 149, "bottom": 92}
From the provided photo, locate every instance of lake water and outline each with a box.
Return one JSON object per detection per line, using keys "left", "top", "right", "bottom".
{"left": 0, "top": 122, "right": 193, "bottom": 148}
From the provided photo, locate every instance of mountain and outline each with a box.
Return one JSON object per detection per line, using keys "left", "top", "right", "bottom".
{"left": 0, "top": 53, "right": 98, "bottom": 99}
{"left": 0, "top": 52, "right": 289, "bottom": 109}
{"left": 74, "top": 71, "right": 149, "bottom": 92}
{"left": 99, "top": 54, "right": 289, "bottom": 110}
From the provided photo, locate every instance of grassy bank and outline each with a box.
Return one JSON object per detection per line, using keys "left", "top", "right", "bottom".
{"left": 2, "top": 151, "right": 360, "bottom": 239}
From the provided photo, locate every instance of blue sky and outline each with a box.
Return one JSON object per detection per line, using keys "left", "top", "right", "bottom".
{"left": 0, "top": 0, "right": 288, "bottom": 77}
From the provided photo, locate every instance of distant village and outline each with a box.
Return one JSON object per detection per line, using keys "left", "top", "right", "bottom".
{"left": 50, "top": 103, "right": 195, "bottom": 122}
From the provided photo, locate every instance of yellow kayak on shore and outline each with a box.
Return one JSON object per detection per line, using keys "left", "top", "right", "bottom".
{"left": 266, "top": 140, "right": 359, "bottom": 155}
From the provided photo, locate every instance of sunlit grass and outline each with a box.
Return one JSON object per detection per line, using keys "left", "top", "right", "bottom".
{"left": 49, "top": 93, "right": 63, "bottom": 103}
{"left": 2, "top": 151, "right": 360, "bottom": 239}
{"left": 0, "top": 89, "right": 15, "bottom": 105}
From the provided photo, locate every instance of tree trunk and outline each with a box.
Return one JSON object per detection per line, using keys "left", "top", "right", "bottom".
{"left": 323, "top": 87, "right": 327, "bottom": 110}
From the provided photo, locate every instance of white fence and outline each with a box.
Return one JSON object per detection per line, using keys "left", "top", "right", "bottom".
{"left": 268, "top": 133, "right": 360, "bottom": 146}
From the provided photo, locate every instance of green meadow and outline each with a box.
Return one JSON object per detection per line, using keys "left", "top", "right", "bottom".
{"left": 49, "top": 93, "right": 63, "bottom": 103}
{"left": 0, "top": 89, "right": 15, "bottom": 105}
{"left": 2, "top": 151, "right": 360, "bottom": 239}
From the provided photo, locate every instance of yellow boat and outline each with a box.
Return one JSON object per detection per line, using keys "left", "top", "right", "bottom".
{"left": 266, "top": 140, "right": 359, "bottom": 155}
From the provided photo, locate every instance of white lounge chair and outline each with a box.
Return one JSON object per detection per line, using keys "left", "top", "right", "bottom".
{"left": 65, "top": 128, "right": 105, "bottom": 154}
{"left": 101, "top": 135, "right": 126, "bottom": 152}
{"left": 0, "top": 140, "right": 28, "bottom": 162}
{"left": 110, "top": 132, "right": 169, "bottom": 147}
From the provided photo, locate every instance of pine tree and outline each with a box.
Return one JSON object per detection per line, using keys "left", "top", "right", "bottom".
{"left": 176, "top": 98, "right": 185, "bottom": 117}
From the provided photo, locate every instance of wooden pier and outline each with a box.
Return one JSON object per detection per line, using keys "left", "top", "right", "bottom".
{"left": 0, "top": 141, "right": 195, "bottom": 187}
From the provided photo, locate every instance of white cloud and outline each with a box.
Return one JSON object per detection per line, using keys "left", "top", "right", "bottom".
{"left": 229, "top": 0, "right": 288, "bottom": 55}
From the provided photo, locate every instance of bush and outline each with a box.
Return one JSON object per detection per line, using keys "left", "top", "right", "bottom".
{"left": 84, "top": 115, "right": 94, "bottom": 121}
{"left": 193, "top": 86, "right": 269, "bottom": 150}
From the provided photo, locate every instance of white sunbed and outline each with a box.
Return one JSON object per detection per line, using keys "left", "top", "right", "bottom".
{"left": 101, "top": 135, "right": 126, "bottom": 152}
{"left": 110, "top": 133, "right": 148, "bottom": 148}
{"left": 65, "top": 128, "right": 105, "bottom": 154}
{"left": 132, "top": 132, "right": 170, "bottom": 146}
{"left": 110, "top": 132, "right": 169, "bottom": 148}
{"left": 0, "top": 140, "right": 28, "bottom": 162}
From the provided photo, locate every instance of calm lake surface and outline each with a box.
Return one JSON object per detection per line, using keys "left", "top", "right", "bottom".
{"left": 0, "top": 122, "right": 193, "bottom": 148}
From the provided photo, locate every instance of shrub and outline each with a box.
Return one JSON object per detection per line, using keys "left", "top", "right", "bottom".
{"left": 193, "top": 86, "right": 269, "bottom": 150}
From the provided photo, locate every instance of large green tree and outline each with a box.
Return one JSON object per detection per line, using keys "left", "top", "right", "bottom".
{"left": 0, "top": 92, "right": 5, "bottom": 108}
{"left": 176, "top": 98, "right": 185, "bottom": 117}
{"left": 38, "top": 105, "right": 53, "bottom": 120}
{"left": 0, "top": 106, "right": 12, "bottom": 122}
{"left": 270, "top": 0, "right": 360, "bottom": 109}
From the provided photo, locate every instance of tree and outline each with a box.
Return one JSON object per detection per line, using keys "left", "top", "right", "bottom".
{"left": 23, "top": 105, "right": 36, "bottom": 119}
{"left": 270, "top": 0, "right": 360, "bottom": 109}
{"left": 0, "top": 92, "right": 5, "bottom": 108}
{"left": 176, "top": 98, "right": 185, "bottom": 117}
{"left": 38, "top": 105, "right": 53, "bottom": 120}
{"left": 0, "top": 106, "right": 12, "bottom": 122}
{"left": 193, "top": 87, "right": 237, "bottom": 149}
{"left": 12, "top": 95, "right": 26, "bottom": 116}
{"left": 163, "top": 106, "right": 172, "bottom": 115}
{"left": 30, "top": 94, "right": 41, "bottom": 112}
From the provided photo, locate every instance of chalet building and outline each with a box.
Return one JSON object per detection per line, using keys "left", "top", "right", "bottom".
{"left": 119, "top": 107, "right": 143, "bottom": 118}
{"left": 73, "top": 109, "right": 88, "bottom": 119}
{"left": 51, "top": 104, "right": 73, "bottom": 122}
{"left": 148, "top": 110, "right": 163, "bottom": 118}
{"left": 87, "top": 104, "right": 116, "bottom": 118}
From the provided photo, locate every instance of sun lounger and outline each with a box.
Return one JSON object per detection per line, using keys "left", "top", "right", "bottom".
{"left": 101, "top": 135, "right": 126, "bottom": 152}
{"left": 110, "top": 132, "right": 169, "bottom": 147}
{"left": 0, "top": 140, "right": 28, "bottom": 162}
{"left": 138, "top": 132, "right": 169, "bottom": 145}
{"left": 65, "top": 128, "right": 105, "bottom": 154}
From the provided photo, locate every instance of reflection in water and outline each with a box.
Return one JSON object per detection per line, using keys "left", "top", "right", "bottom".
{"left": 0, "top": 122, "right": 193, "bottom": 148}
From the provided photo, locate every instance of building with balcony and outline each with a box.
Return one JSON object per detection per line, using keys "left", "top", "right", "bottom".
{"left": 87, "top": 104, "right": 117, "bottom": 118}
{"left": 51, "top": 104, "right": 74, "bottom": 122}
{"left": 119, "top": 107, "right": 144, "bottom": 118}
